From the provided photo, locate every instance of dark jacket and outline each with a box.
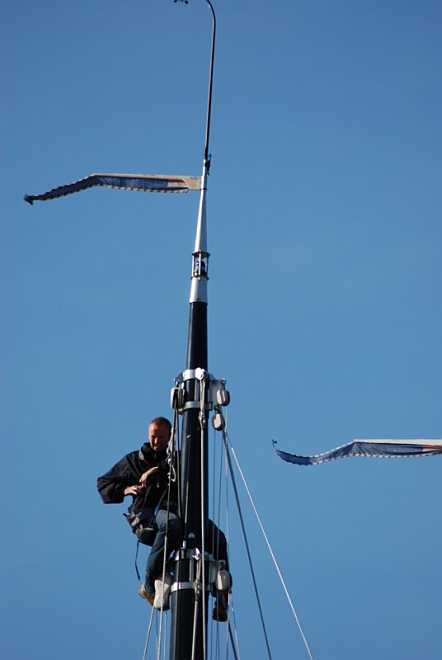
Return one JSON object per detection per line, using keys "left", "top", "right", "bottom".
{"left": 97, "top": 442, "right": 171, "bottom": 508}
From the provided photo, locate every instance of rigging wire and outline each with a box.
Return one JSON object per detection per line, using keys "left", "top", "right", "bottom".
{"left": 139, "top": 409, "right": 179, "bottom": 660}
{"left": 156, "top": 411, "right": 178, "bottom": 660}
{"left": 162, "top": 612, "right": 168, "bottom": 660}
{"left": 199, "top": 377, "right": 208, "bottom": 660}
{"left": 172, "top": 412, "right": 186, "bottom": 656}
{"left": 227, "top": 622, "right": 240, "bottom": 660}
{"left": 221, "top": 431, "right": 273, "bottom": 660}
{"left": 211, "top": 408, "right": 236, "bottom": 660}
{"left": 216, "top": 426, "right": 226, "bottom": 660}
{"left": 229, "top": 608, "right": 241, "bottom": 660}
{"left": 141, "top": 606, "right": 155, "bottom": 660}
{"left": 142, "top": 411, "right": 180, "bottom": 660}
{"left": 228, "top": 439, "right": 315, "bottom": 660}
{"left": 183, "top": 416, "right": 191, "bottom": 530}
{"left": 210, "top": 426, "right": 216, "bottom": 660}
{"left": 216, "top": 434, "right": 224, "bottom": 553}
{"left": 152, "top": 412, "right": 179, "bottom": 660}
{"left": 222, "top": 412, "right": 241, "bottom": 660}
{"left": 210, "top": 424, "right": 223, "bottom": 660}
{"left": 175, "top": 409, "right": 182, "bottom": 520}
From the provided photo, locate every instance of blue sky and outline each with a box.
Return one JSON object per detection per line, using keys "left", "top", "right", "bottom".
{"left": 3, "top": 1, "right": 442, "bottom": 658}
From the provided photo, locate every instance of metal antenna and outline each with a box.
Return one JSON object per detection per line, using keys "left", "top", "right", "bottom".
{"left": 203, "top": 0, "right": 216, "bottom": 171}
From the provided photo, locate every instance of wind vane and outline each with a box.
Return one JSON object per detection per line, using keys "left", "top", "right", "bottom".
{"left": 24, "top": 173, "right": 201, "bottom": 205}
{"left": 274, "top": 438, "right": 442, "bottom": 466}
{"left": 24, "top": 0, "right": 211, "bottom": 209}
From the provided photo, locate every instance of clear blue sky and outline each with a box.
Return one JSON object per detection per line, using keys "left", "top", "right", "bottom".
{"left": 3, "top": 1, "right": 442, "bottom": 658}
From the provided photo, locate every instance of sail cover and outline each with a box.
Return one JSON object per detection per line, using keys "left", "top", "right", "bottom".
{"left": 24, "top": 173, "right": 201, "bottom": 204}
{"left": 274, "top": 439, "right": 442, "bottom": 466}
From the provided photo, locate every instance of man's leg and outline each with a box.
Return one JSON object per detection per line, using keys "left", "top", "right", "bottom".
{"left": 144, "top": 510, "right": 182, "bottom": 596}
{"left": 207, "top": 520, "right": 229, "bottom": 570}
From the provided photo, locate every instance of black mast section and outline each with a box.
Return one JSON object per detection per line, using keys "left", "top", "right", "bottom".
{"left": 169, "top": 2, "right": 216, "bottom": 659}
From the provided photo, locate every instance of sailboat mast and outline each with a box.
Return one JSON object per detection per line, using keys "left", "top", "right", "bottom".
{"left": 169, "top": 2, "right": 216, "bottom": 658}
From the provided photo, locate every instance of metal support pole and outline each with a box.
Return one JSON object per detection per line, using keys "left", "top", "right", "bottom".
{"left": 169, "top": 3, "right": 216, "bottom": 659}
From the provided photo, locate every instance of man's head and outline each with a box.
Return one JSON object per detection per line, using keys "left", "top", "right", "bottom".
{"left": 148, "top": 417, "right": 171, "bottom": 452}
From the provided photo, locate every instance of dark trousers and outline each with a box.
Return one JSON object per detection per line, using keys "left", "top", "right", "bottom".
{"left": 144, "top": 510, "right": 229, "bottom": 593}
{"left": 145, "top": 509, "right": 182, "bottom": 593}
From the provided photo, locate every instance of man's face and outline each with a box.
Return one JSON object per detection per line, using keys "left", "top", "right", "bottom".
{"left": 149, "top": 422, "right": 170, "bottom": 452}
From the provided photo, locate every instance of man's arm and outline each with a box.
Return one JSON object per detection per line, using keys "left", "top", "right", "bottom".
{"left": 97, "top": 456, "right": 135, "bottom": 504}
{"left": 97, "top": 455, "right": 161, "bottom": 503}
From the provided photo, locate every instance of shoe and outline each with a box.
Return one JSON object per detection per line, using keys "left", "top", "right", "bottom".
{"left": 153, "top": 576, "right": 173, "bottom": 611}
{"left": 138, "top": 583, "right": 155, "bottom": 606}
{"left": 212, "top": 591, "right": 228, "bottom": 622}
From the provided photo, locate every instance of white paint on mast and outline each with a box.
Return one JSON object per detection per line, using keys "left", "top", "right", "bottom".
{"left": 189, "top": 162, "right": 209, "bottom": 303}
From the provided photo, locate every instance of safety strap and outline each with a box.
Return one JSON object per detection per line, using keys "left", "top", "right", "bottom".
{"left": 135, "top": 539, "right": 142, "bottom": 581}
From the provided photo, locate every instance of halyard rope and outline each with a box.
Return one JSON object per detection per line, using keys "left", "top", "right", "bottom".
{"left": 228, "top": 439, "right": 315, "bottom": 660}
{"left": 200, "top": 376, "right": 207, "bottom": 660}
{"left": 141, "top": 606, "right": 155, "bottom": 660}
{"left": 221, "top": 430, "right": 273, "bottom": 660}
{"left": 156, "top": 414, "right": 177, "bottom": 660}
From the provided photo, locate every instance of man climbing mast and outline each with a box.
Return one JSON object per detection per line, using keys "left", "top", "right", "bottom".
{"left": 97, "top": 416, "right": 230, "bottom": 619}
{"left": 97, "top": 417, "right": 180, "bottom": 604}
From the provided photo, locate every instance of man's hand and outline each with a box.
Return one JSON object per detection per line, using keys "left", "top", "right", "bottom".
{"left": 123, "top": 467, "right": 159, "bottom": 497}
{"left": 124, "top": 484, "right": 144, "bottom": 496}
{"left": 139, "top": 466, "right": 159, "bottom": 486}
